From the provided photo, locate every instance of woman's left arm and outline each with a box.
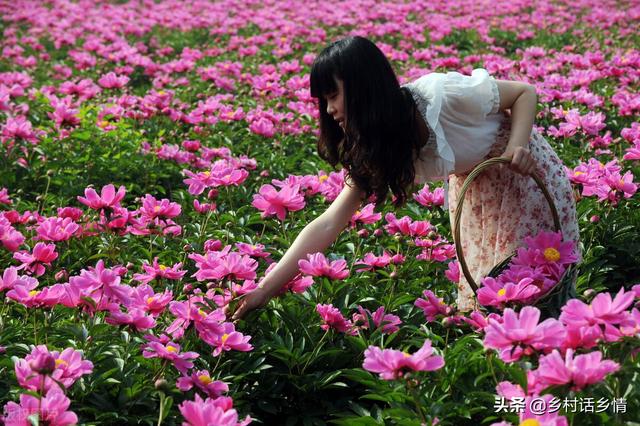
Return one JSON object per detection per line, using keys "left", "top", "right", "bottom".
{"left": 495, "top": 80, "right": 538, "bottom": 175}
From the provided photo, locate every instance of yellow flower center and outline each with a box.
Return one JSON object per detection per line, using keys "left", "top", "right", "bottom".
{"left": 319, "top": 175, "right": 328, "bottom": 182}
{"left": 574, "top": 171, "right": 584, "bottom": 176}
{"left": 402, "top": 352, "right": 411, "bottom": 358}
{"left": 159, "top": 265, "right": 167, "bottom": 271}
{"left": 497, "top": 288, "right": 506, "bottom": 297}
{"left": 355, "top": 210, "right": 361, "bottom": 215}
{"left": 198, "top": 309, "right": 207, "bottom": 318}
{"left": 99, "top": 120, "right": 110, "bottom": 127}
{"left": 543, "top": 247, "right": 561, "bottom": 262}
{"left": 146, "top": 297, "right": 155, "bottom": 304}
{"left": 154, "top": 205, "right": 161, "bottom": 212}
{"left": 166, "top": 346, "right": 178, "bottom": 353}
{"left": 198, "top": 374, "right": 212, "bottom": 385}
{"left": 439, "top": 300, "right": 446, "bottom": 305}
{"left": 55, "top": 359, "right": 68, "bottom": 368}
{"left": 203, "top": 171, "right": 211, "bottom": 177}
{"left": 221, "top": 333, "right": 230, "bottom": 344}
{"left": 158, "top": 90, "right": 166, "bottom": 95}
{"left": 520, "top": 420, "right": 541, "bottom": 426}
{"left": 29, "top": 290, "right": 40, "bottom": 297}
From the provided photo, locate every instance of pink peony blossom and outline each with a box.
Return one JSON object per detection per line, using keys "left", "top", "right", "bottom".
{"left": 415, "top": 290, "right": 454, "bottom": 321}
{"left": 132, "top": 257, "right": 186, "bottom": 284}
{"left": 352, "top": 305, "right": 401, "bottom": 334}
{"left": 178, "top": 394, "right": 251, "bottom": 426}
{"left": 177, "top": 370, "right": 229, "bottom": 398}
{"left": 477, "top": 277, "right": 541, "bottom": 308}
{"left": 98, "top": 72, "right": 129, "bottom": 89}
{"left": 2, "top": 389, "right": 77, "bottom": 426}
{"left": 483, "top": 307, "right": 566, "bottom": 362}
{"left": 77, "top": 184, "right": 126, "bottom": 210}
{"left": 35, "top": 217, "right": 80, "bottom": 242}
{"left": 139, "top": 194, "right": 182, "bottom": 219}
{"left": 363, "top": 339, "right": 444, "bottom": 380}
{"left": 316, "top": 304, "right": 356, "bottom": 335}
{"left": 251, "top": 184, "right": 305, "bottom": 221}
{"left": 298, "top": 252, "right": 349, "bottom": 280}
{"left": 15, "top": 345, "right": 93, "bottom": 392}
{"left": 531, "top": 349, "right": 620, "bottom": 392}
{"left": 200, "top": 322, "right": 253, "bottom": 356}
{"left": 142, "top": 338, "right": 199, "bottom": 374}
{"left": 13, "top": 242, "right": 58, "bottom": 276}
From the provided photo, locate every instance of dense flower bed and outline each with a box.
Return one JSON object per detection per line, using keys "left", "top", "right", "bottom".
{"left": 0, "top": 0, "right": 639, "bottom": 424}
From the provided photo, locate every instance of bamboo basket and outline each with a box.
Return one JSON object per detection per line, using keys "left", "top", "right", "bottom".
{"left": 452, "top": 157, "right": 578, "bottom": 319}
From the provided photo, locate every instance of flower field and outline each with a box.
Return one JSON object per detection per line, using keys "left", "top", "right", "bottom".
{"left": 1, "top": 0, "right": 640, "bottom": 425}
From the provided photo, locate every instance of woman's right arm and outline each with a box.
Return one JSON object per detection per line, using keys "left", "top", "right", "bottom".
{"left": 231, "top": 177, "right": 366, "bottom": 320}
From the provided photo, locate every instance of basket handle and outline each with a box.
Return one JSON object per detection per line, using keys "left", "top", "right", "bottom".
{"left": 453, "top": 157, "right": 562, "bottom": 294}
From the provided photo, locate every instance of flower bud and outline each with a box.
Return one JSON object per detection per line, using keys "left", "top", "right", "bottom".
{"left": 373, "top": 229, "right": 383, "bottom": 237}
{"left": 589, "top": 215, "right": 600, "bottom": 223}
{"left": 183, "top": 284, "right": 193, "bottom": 294}
{"left": 583, "top": 288, "right": 596, "bottom": 298}
{"left": 54, "top": 269, "right": 68, "bottom": 281}
{"left": 357, "top": 229, "right": 369, "bottom": 238}
{"left": 29, "top": 352, "right": 56, "bottom": 375}
{"left": 154, "top": 378, "right": 170, "bottom": 391}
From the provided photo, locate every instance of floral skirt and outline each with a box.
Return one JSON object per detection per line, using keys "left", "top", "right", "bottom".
{"left": 447, "top": 117, "right": 581, "bottom": 312}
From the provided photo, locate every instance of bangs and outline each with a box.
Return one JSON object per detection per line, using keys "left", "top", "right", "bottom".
{"left": 310, "top": 55, "right": 340, "bottom": 99}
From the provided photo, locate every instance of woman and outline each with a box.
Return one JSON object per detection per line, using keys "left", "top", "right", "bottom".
{"left": 231, "top": 36, "right": 580, "bottom": 320}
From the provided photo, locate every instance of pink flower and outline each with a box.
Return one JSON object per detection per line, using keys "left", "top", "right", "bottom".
{"left": 415, "top": 290, "right": 454, "bottom": 321}
{"left": 560, "top": 288, "right": 634, "bottom": 328}
{"left": 444, "top": 261, "right": 460, "bottom": 283}
{"left": 517, "top": 231, "right": 579, "bottom": 268}
{"left": 142, "top": 339, "right": 199, "bottom": 374}
{"left": 189, "top": 251, "right": 258, "bottom": 282}
{"left": 531, "top": 349, "right": 620, "bottom": 392}
{"left": 106, "top": 308, "right": 156, "bottom": 331}
{"left": 16, "top": 345, "right": 93, "bottom": 392}
{"left": 2, "top": 389, "right": 77, "bottom": 426}
{"left": 177, "top": 370, "right": 229, "bottom": 398}
{"left": 178, "top": 394, "right": 251, "bottom": 426}
{"left": 77, "top": 184, "right": 126, "bottom": 210}
{"left": 6, "top": 281, "right": 65, "bottom": 308}
{"left": 98, "top": 72, "right": 129, "bottom": 89}
{"left": 0, "top": 266, "right": 37, "bottom": 292}
{"left": 132, "top": 257, "right": 186, "bottom": 284}
{"left": 249, "top": 116, "right": 276, "bottom": 137}
{"left": 477, "top": 277, "right": 541, "bottom": 308}
{"left": 139, "top": 194, "right": 182, "bottom": 219}
{"left": 350, "top": 203, "right": 382, "bottom": 226}
{"left": 35, "top": 217, "right": 80, "bottom": 242}
{"left": 1, "top": 115, "right": 39, "bottom": 144}
{"left": 251, "top": 184, "right": 305, "bottom": 221}
{"left": 298, "top": 252, "right": 349, "bottom": 280}
{"left": 13, "top": 242, "right": 58, "bottom": 276}
{"left": 413, "top": 184, "right": 445, "bottom": 207}
{"left": 0, "top": 188, "right": 11, "bottom": 204}
{"left": 126, "top": 283, "right": 173, "bottom": 316}
{"left": 316, "top": 304, "right": 356, "bottom": 335}
{"left": 483, "top": 307, "right": 566, "bottom": 362}
{"left": 200, "top": 322, "right": 253, "bottom": 356}
{"left": 352, "top": 306, "right": 401, "bottom": 334}
{"left": 0, "top": 216, "right": 25, "bottom": 251}
{"left": 354, "top": 251, "right": 392, "bottom": 272}
{"left": 363, "top": 339, "right": 444, "bottom": 380}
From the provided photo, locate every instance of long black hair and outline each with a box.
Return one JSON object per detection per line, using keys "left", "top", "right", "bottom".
{"left": 309, "top": 36, "right": 426, "bottom": 208}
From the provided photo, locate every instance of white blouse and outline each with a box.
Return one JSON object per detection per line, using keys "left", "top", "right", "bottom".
{"left": 402, "top": 68, "right": 505, "bottom": 184}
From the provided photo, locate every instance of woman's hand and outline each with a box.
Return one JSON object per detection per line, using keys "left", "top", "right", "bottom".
{"left": 500, "top": 145, "right": 537, "bottom": 176}
{"left": 230, "top": 287, "right": 271, "bottom": 322}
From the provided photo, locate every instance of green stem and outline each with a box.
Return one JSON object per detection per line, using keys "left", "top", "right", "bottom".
{"left": 157, "top": 391, "right": 165, "bottom": 426}
{"left": 301, "top": 330, "right": 329, "bottom": 374}
{"left": 407, "top": 379, "right": 428, "bottom": 425}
